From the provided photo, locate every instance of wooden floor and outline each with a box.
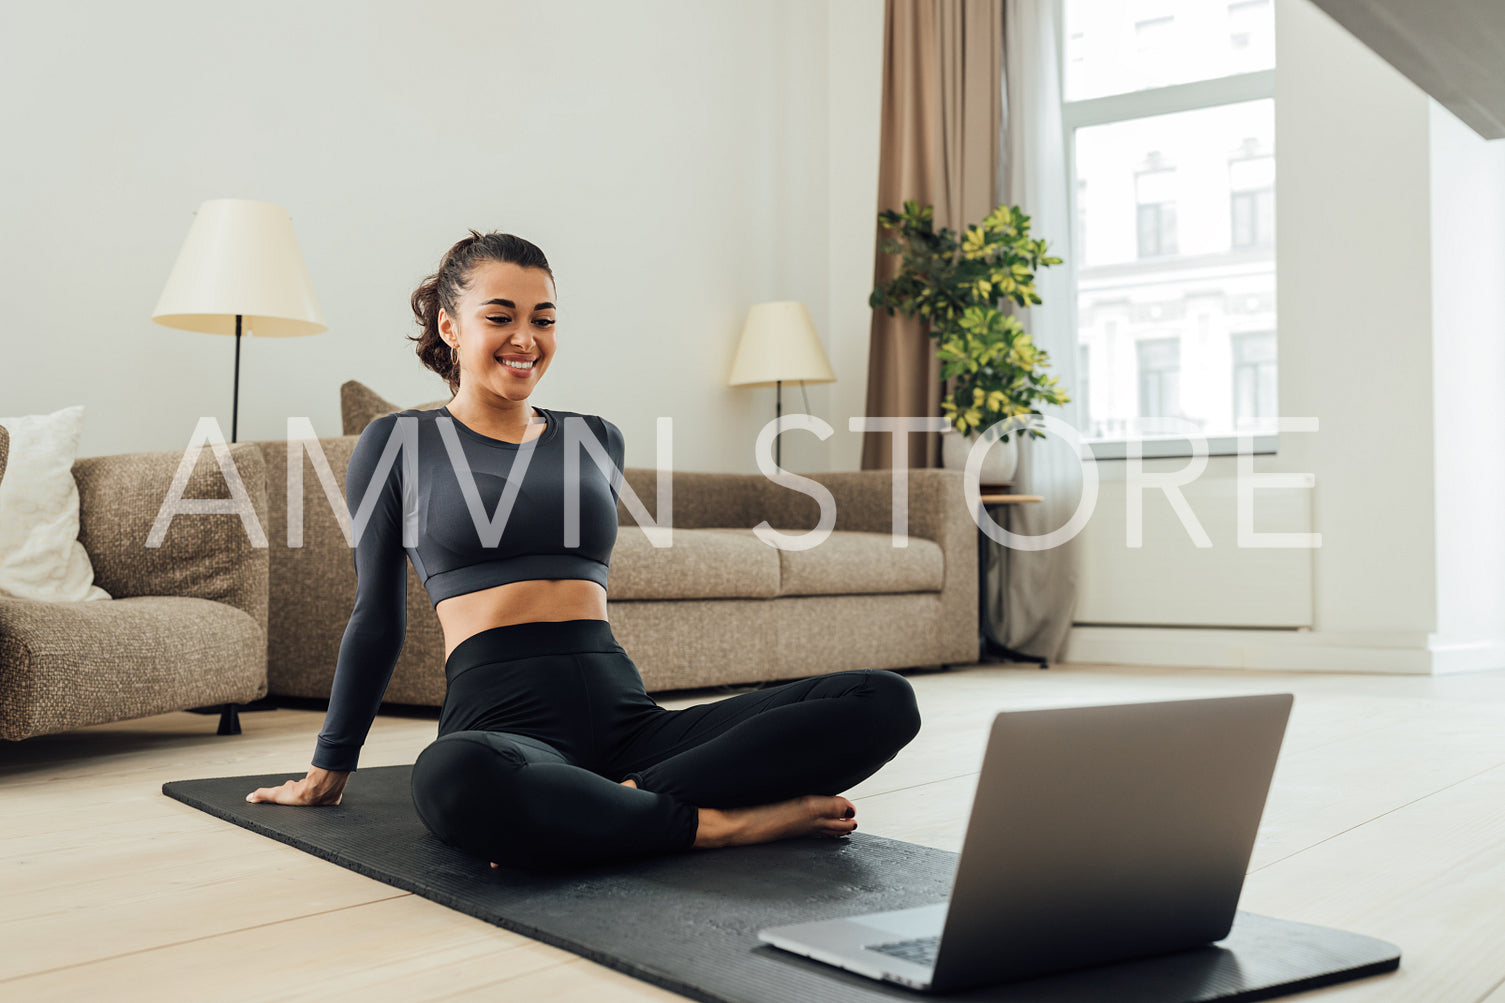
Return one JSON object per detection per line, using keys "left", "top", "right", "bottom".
{"left": 4, "top": 658, "right": 1505, "bottom": 1002}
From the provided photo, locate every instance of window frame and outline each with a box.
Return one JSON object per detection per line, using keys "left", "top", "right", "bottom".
{"left": 1057, "top": 0, "right": 1278, "bottom": 460}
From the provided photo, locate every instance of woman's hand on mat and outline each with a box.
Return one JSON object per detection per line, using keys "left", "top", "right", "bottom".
{"left": 245, "top": 767, "right": 349, "bottom": 806}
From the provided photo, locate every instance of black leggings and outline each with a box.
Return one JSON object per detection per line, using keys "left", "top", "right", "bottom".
{"left": 409, "top": 618, "right": 922, "bottom": 870}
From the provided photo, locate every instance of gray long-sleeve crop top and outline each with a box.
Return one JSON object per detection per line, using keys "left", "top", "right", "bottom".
{"left": 311, "top": 404, "right": 625, "bottom": 772}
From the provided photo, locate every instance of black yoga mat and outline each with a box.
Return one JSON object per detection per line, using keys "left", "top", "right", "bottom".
{"left": 163, "top": 765, "right": 1400, "bottom": 1002}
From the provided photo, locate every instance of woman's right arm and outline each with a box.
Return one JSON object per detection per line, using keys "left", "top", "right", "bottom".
{"left": 247, "top": 413, "right": 413, "bottom": 806}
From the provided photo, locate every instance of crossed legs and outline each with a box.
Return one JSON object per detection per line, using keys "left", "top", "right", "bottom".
{"left": 616, "top": 668, "right": 922, "bottom": 805}
{"left": 410, "top": 669, "right": 922, "bottom": 870}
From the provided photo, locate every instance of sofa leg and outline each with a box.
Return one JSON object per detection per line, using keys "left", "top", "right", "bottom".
{"left": 217, "top": 703, "right": 242, "bottom": 736}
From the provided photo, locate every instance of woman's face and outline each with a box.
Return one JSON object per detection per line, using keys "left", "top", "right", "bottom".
{"left": 441, "top": 260, "right": 557, "bottom": 401}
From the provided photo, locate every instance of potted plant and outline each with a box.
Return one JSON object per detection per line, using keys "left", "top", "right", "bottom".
{"left": 869, "top": 199, "right": 1069, "bottom": 485}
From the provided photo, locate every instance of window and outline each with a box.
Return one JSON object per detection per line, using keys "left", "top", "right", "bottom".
{"left": 1063, "top": 0, "right": 1274, "bottom": 102}
{"left": 1229, "top": 142, "right": 1274, "bottom": 248}
{"left": 1135, "top": 155, "right": 1178, "bottom": 257}
{"left": 1134, "top": 15, "right": 1176, "bottom": 86}
{"left": 1075, "top": 177, "right": 1089, "bottom": 261}
{"left": 1228, "top": 0, "right": 1269, "bottom": 54}
{"left": 1231, "top": 330, "right": 1277, "bottom": 429}
{"left": 1136, "top": 336, "right": 1181, "bottom": 421}
{"left": 1078, "top": 343, "right": 1092, "bottom": 433}
{"left": 1063, "top": 0, "right": 1276, "bottom": 459}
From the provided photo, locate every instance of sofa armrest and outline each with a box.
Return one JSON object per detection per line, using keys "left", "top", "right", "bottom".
{"left": 72, "top": 442, "right": 270, "bottom": 641}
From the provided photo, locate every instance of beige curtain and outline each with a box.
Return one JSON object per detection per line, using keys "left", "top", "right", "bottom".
{"left": 861, "top": 0, "right": 1005, "bottom": 472}
{"left": 863, "top": 0, "right": 1081, "bottom": 664}
{"left": 993, "top": 0, "right": 1081, "bottom": 664}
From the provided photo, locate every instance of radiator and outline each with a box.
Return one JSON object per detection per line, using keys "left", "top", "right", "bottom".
{"left": 1072, "top": 474, "right": 1315, "bottom": 628}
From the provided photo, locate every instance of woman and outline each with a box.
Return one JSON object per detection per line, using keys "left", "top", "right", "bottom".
{"left": 247, "top": 231, "right": 923, "bottom": 870}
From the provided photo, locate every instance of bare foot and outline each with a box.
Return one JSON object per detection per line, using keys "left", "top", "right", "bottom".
{"left": 696, "top": 794, "right": 857, "bottom": 849}
{"left": 485, "top": 781, "right": 858, "bottom": 865}
{"left": 491, "top": 777, "right": 640, "bottom": 868}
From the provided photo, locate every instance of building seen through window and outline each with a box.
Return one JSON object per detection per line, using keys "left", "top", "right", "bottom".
{"left": 1064, "top": 0, "right": 1276, "bottom": 447}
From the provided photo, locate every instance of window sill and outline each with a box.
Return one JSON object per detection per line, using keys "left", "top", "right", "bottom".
{"left": 1084, "top": 433, "right": 1279, "bottom": 460}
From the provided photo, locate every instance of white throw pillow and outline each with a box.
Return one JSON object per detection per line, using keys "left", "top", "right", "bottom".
{"left": 0, "top": 405, "right": 112, "bottom": 602}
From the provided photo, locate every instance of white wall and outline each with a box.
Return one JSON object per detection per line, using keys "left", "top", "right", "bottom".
{"left": 1272, "top": 0, "right": 1436, "bottom": 646}
{"left": 825, "top": 0, "right": 887, "bottom": 471}
{"left": 0, "top": 0, "right": 844, "bottom": 474}
{"left": 1427, "top": 101, "right": 1505, "bottom": 673}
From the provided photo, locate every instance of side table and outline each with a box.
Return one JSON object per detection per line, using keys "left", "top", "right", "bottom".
{"left": 975, "top": 489, "right": 1049, "bottom": 668}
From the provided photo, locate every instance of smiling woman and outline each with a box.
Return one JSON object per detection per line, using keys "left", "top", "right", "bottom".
{"left": 407, "top": 228, "right": 559, "bottom": 409}
{"left": 245, "top": 228, "right": 922, "bottom": 874}
{"left": 402, "top": 232, "right": 604, "bottom": 646}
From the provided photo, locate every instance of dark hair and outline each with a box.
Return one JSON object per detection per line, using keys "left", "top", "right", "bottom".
{"left": 408, "top": 230, "right": 556, "bottom": 396}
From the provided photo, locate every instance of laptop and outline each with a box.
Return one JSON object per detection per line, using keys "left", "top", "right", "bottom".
{"left": 757, "top": 692, "right": 1294, "bottom": 993}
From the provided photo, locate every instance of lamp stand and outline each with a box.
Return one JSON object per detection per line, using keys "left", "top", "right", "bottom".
{"left": 231, "top": 313, "right": 242, "bottom": 443}
{"left": 188, "top": 310, "right": 279, "bottom": 728}
{"left": 775, "top": 378, "right": 783, "bottom": 469}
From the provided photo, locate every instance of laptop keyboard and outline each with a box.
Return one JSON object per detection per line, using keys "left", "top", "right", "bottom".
{"left": 866, "top": 933, "right": 941, "bottom": 967}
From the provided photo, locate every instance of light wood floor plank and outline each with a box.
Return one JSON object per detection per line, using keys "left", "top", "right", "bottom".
{"left": 3, "top": 660, "right": 1502, "bottom": 1001}
{"left": 435, "top": 955, "right": 683, "bottom": 1001}
{"left": 1237, "top": 761, "right": 1505, "bottom": 1002}
{"left": 0, "top": 893, "right": 582, "bottom": 1003}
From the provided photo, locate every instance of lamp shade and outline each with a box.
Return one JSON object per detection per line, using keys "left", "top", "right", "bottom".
{"left": 727, "top": 301, "right": 836, "bottom": 387}
{"left": 152, "top": 198, "right": 327, "bottom": 337}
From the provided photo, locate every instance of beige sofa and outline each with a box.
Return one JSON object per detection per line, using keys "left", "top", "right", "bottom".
{"left": 0, "top": 439, "right": 270, "bottom": 741}
{"left": 0, "top": 413, "right": 979, "bottom": 744}
{"left": 255, "top": 431, "right": 980, "bottom": 706}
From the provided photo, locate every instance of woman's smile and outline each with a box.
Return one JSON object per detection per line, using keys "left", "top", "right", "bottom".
{"left": 496, "top": 352, "right": 540, "bottom": 378}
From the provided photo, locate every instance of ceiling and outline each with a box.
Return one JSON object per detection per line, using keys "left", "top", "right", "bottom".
{"left": 1307, "top": 0, "right": 1505, "bottom": 139}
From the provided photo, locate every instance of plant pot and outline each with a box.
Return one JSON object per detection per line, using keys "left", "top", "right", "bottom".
{"left": 941, "top": 425, "right": 1019, "bottom": 486}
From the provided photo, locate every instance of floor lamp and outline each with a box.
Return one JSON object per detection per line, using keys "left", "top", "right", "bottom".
{"left": 152, "top": 198, "right": 326, "bottom": 730}
{"left": 152, "top": 198, "right": 327, "bottom": 443}
{"left": 728, "top": 301, "right": 837, "bottom": 469}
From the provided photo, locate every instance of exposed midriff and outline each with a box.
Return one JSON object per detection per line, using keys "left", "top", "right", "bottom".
{"left": 435, "top": 578, "right": 608, "bottom": 662}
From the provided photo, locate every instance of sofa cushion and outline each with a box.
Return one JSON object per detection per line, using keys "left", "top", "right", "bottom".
{"left": 605, "top": 527, "right": 943, "bottom": 600}
{"left": 340, "top": 380, "right": 451, "bottom": 436}
{"left": 70, "top": 443, "right": 269, "bottom": 637}
{"left": 0, "top": 593, "right": 267, "bottom": 741}
{"left": 775, "top": 529, "right": 943, "bottom": 596}
{"left": 608, "top": 528, "right": 781, "bottom": 600}
{"left": 0, "top": 405, "right": 112, "bottom": 603}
